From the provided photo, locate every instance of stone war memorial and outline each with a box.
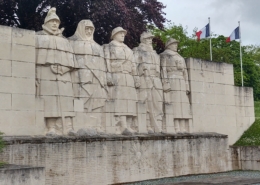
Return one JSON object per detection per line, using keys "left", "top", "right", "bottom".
{"left": 0, "top": 7, "right": 256, "bottom": 185}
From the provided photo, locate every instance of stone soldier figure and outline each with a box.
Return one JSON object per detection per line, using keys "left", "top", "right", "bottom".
{"left": 160, "top": 38, "right": 192, "bottom": 133}
{"left": 69, "top": 20, "right": 107, "bottom": 133}
{"left": 103, "top": 27, "right": 140, "bottom": 134}
{"left": 133, "top": 32, "right": 163, "bottom": 133}
{"left": 35, "top": 8, "right": 77, "bottom": 136}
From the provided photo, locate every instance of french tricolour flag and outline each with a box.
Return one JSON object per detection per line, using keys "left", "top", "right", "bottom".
{"left": 226, "top": 27, "right": 240, "bottom": 42}
{"left": 196, "top": 23, "right": 210, "bottom": 41}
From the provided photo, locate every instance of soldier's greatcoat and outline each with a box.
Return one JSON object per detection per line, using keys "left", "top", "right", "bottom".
{"left": 160, "top": 49, "right": 192, "bottom": 119}
{"left": 103, "top": 40, "right": 138, "bottom": 116}
{"left": 36, "top": 26, "right": 76, "bottom": 118}
{"left": 133, "top": 43, "right": 163, "bottom": 123}
{"left": 69, "top": 21, "right": 107, "bottom": 112}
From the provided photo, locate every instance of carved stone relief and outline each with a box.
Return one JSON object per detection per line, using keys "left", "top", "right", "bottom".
{"left": 160, "top": 38, "right": 192, "bottom": 133}
{"left": 35, "top": 8, "right": 77, "bottom": 136}
{"left": 103, "top": 27, "right": 140, "bottom": 135}
{"left": 68, "top": 20, "right": 107, "bottom": 134}
{"left": 33, "top": 7, "right": 193, "bottom": 136}
{"left": 0, "top": 2, "right": 255, "bottom": 143}
{"left": 133, "top": 32, "right": 164, "bottom": 133}
{"left": 129, "top": 141, "right": 149, "bottom": 170}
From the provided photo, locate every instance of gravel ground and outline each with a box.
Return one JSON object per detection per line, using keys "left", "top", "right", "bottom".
{"left": 126, "top": 171, "right": 260, "bottom": 185}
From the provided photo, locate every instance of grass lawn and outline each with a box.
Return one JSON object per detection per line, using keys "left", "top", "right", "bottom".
{"left": 234, "top": 101, "right": 260, "bottom": 146}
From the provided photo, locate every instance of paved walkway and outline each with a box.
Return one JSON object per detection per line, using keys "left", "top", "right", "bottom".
{"left": 163, "top": 176, "right": 260, "bottom": 185}
{"left": 127, "top": 171, "right": 260, "bottom": 185}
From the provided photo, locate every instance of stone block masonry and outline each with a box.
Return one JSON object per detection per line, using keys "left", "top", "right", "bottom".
{"left": 0, "top": 165, "right": 45, "bottom": 185}
{"left": 0, "top": 24, "right": 255, "bottom": 145}
{"left": 230, "top": 146, "right": 260, "bottom": 171}
{"left": 187, "top": 58, "right": 255, "bottom": 144}
{"left": 0, "top": 25, "right": 39, "bottom": 136}
{"left": 0, "top": 134, "right": 231, "bottom": 185}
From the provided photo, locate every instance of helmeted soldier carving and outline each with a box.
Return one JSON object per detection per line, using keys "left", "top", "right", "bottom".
{"left": 133, "top": 32, "right": 163, "bottom": 133}
{"left": 160, "top": 38, "right": 192, "bottom": 133}
{"left": 35, "top": 8, "right": 77, "bottom": 136}
{"left": 69, "top": 20, "right": 107, "bottom": 133}
{"left": 103, "top": 27, "right": 140, "bottom": 135}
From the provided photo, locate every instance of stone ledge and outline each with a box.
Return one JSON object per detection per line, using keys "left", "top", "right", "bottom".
{"left": 3, "top": 132, "right": 227, "bottom": 145}
{"left": 0, "top": 164, "right": 44, "bottom": 171}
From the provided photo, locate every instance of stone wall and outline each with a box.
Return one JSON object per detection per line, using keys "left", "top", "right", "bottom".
{"left": 0, "top": 26, "right": 40, "bottom": 135}
{"left": 187, "top": 58, "right": 255, "bottom": 144}
{"left": 230, "top": 146, "right": 260, "bottom": 171}
{"left": 0, "top": 134, "right": 231, "bottom": 185}
{"left": 0, "top": 25, "right": 255, "bottom": 145}
{"left": 0, "top": 165, "right": 45, "bottom": 185}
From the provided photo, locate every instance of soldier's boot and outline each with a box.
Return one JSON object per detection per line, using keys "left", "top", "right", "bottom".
{"left": 180, "top": 119, "right": 189, "bottom": 133}
{"left": 65, "top": 117, "right": 77, "bottom": 136}
{"left": 96, "top": 126, "right": 105, "bottom": 134}
{"left": 46, "top": 118, "right": 57, "bottom": 136}
{"left": 120, "top": 116, "right": 133, "bottom": 135}
{"left": 146, "top": 115, "right": 154, "bottom": 134}
{"left": 96, "top": 113, "right": 105, "bottom": 134}
{"left": 147, "top": 125, "right": 154, "bottom": 134}
{"left": 126, "top": 117, "right": 137, "bottom": 134}
{"left": 174, "top": 119, "right": 180, "bottom": 133}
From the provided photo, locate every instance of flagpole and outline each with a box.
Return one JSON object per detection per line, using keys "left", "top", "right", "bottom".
{"left": 239, "top": 21, "right": 244, "bottom": 86}
{"left": 209, "top": 17, "right": 212, "bottom": 61}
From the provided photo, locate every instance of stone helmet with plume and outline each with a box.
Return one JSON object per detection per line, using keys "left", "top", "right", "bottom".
{"left": 44, "top": 7, "right": 60, "bottom": 24}
{"left": 42, "top": 7, "right": 64, "bottom": 36}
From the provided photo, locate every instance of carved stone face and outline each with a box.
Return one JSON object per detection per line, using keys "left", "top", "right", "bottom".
{"left": 45, "top": 19, "right": 60, "bottom": 32}
{"left": 85, "top": 26, "right": 94, "bottom": 37}
{"left": 142, "top": 37, "right": 153, "bottom": 46}
{"left": 113, "top": 31, "right": 125, "bottom": 43}
{"left": 167, "top": 43, "right": 178, "bottom": 52}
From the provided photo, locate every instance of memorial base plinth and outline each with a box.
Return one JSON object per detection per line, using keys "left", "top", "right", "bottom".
{"left": 0, "top": 165, "right": 45, "bottom": 185}
{"left": 0, "top": 133, "right": 231, "bottom": 185}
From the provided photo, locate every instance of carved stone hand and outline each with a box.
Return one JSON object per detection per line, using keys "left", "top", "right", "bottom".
{"left": 163, "top": 82, "right": 171, "bottom": 93}
{"left": 107, "top": 73, "right": 114, "bottom": 86}
{"left": 134, "top": 76, "right": 141, "bottom": 88}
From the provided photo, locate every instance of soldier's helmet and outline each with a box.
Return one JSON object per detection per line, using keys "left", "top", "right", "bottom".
{"left": 165, "top": 38, "right": 179, "bottom": 48}
{"left": 111, "top": 27, "right": 127, "bottom": 39}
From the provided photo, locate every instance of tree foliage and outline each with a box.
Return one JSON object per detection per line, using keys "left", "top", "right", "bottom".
{"left": 152, "top": 24, "right": 260, "bottom": 100}
{"left": 0, "top": 0, "right": 166, "bottom": 48}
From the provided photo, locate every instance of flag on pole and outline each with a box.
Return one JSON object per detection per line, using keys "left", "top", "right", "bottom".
{"left": 226, "top": 27, "right": 240, "bottom": 42}
{"left": 226, "top": 23, "right": 243, "bottom": 86}
{"left": 196, "top": 19, "right": 212, "bottom": 61}
{"left": 196, "top": 23, "right": 210, "bottom": 41}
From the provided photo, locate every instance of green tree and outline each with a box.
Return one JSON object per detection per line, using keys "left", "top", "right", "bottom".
{"left": 0, "top": 0, "right": 166, "bottom": 48}
{"left": 152, "top": 24, "right": 260, "bottom": 100}
{"left": 245, "top": 45, "right": 260, "bottom": 65}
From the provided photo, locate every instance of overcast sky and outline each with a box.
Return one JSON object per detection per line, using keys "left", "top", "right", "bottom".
{"left": 160, "top": 0, "right": 260, "bottom": 46}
